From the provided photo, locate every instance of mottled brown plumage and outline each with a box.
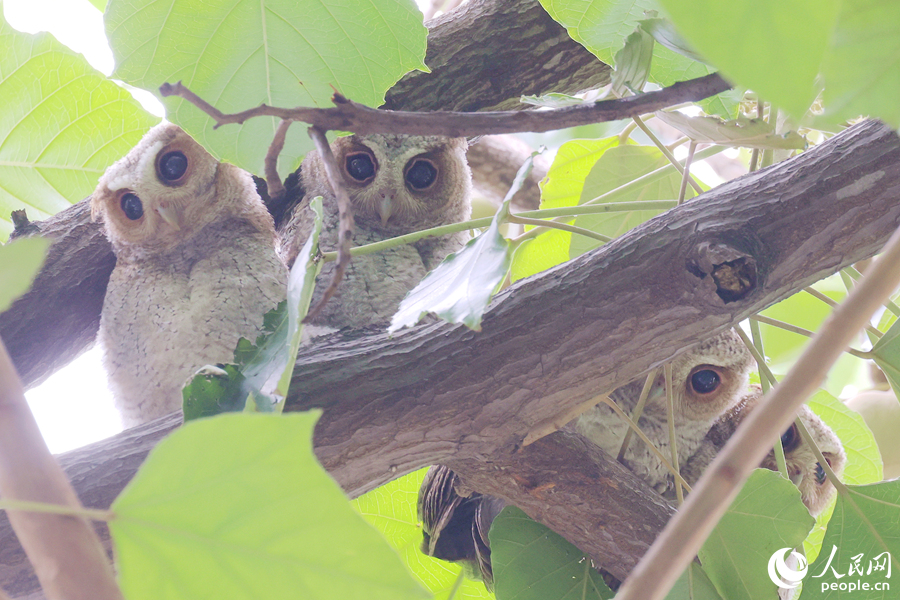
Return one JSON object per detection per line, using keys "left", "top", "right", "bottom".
{"left": 91, "top": 123, "right": 286, "bottom": 427}
{"left": 280, "top": 134, "right": 472, "bottom": 331}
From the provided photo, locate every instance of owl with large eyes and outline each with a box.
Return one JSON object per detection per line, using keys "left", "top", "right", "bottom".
{"left": 279, "top": 134, "right": 472, "bottom": 331}
{"left": 682, "top": 387, "right": 846, "bottom": 516}
{"left": 91, "top": 123, "right": 287, "bottom": 427}
{"left": 573, "top": 329, "right": 754, "bottom": 492}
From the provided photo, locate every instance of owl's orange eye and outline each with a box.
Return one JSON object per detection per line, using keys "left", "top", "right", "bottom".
{"left": 120, "top": 193, "right": 143, "bottom": 220}
{"left": 158, "top": 151, "right": 188, "bottom": 183}
{"left": 406, "top": 159, "right": 437, "bottom": 190}
{"left": 690, "top": 369, "right": 720, "bottom": 394}
{"left": 346, "top": 153, "right": 376, "bottom": 181}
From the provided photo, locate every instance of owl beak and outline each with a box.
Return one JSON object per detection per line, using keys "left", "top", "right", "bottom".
{"left": 378, "top": 196, "right": 393, "bottom": 226}
{"left": 156, "top": 204, "right": 181, "bottom": 231}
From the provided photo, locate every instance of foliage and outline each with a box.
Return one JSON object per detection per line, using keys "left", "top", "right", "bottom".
{"left": 5, "top": 0, "right": 900, "bottom": 599}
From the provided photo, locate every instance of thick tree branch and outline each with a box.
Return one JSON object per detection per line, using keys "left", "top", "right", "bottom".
{"left": 159, "top": 74, "right": 730, "bottom": 138}
{"left": 1, "top": 120, "right": 900, "bottom": 597}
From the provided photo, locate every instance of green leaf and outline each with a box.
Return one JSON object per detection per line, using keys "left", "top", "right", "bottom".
{"left": 569, "top": 144, "right": 693, "bottom": 258}
{"left": 88, "top": 0, "right": 108, "bottom": 11}
{"left": 489, "top": 506, "right": 615, "bottom": 600}
{"left": 611, "top": 27, "right": 654, "bottom": 96}
{"left": 639, "top": 17, "right": 706, "bottom": 65}
{"left": 182, "top": 197, "right": 324, "bottom": 419}
{"left": 110, "top": 412, "right": 430, "bottom": 600}
{"left": 537, "top": 0, "right": 735, "bottom": 116}
{"left": 654, "top": 111, "right": 808, "bottom": 150}
{"left": 804, "top": 480, "right": 900, "bottom": 599}
{"left": 872, "top": 318, "right": 900, "bottom": 400}
{"left": 807, "top": 391, "right": 883, "bottom": 486}
{"left": 353, "top": 470, "right": 494, "bottom": 600}
{"left": 510, "top": 228, "right": 570, "bottom": 283}
{"left": 0, "top": 236, "right": 50, "bottom": 313}
{"left": 656, "top": 0, "right": 840, "bottom": 118}
{"left": 105, "top": 0, "right": 428, "bottom": 176}
{"left": 698, "top": 469, "right": 815, "bottom": 600}
{"left": 389, "top": 154, "right": 542, "bottom": 333}
{"left": 667, "top": 563, "right": 723, "bottom": 600}
{"left": 822, "top": 1, "right": 900, "bottom": 128}
{"left": 0, "top": 10, "right": 157, "bottom": 240}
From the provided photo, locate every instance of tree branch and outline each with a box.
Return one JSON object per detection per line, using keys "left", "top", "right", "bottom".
{"left": 159, "top": 74, "right": 731, "bottom": 138}
{"left": 1, "top": 120, "right": 899, "bottom": 597}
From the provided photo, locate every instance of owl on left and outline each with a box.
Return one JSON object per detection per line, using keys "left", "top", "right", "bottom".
{"left": 91, "top": 123, "right": 287, "bottom": 427}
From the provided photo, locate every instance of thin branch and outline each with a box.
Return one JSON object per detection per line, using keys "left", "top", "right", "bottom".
{"left": 617, "top": 223, "right": 900, "bottom": 600}
{"left": 264, "top": 119, "right": 292, "bottom": 199}
{"left": 507, "top": 214, "right": 612, "bottom": 243}
{"left": 159, "top": 74, "right": 732, "bottom": 137}
{"left": 804, "top": 287, "right": 883, "bottom": 338}
{"left": 677, "top": 142, "right": 697, "bottom": 205}
{"left": 664, "top": 364, "right": 684, "bottom": 504}
{"left": 304, "top": 127, "right": 354, "bottom": 323}
{"left": 0, "top": 337, "right": 122, "bottom": 600}
{"left": 632, "top": 115, "right": 702, "bottom": 195}
{"left": 843, "top": 265, "right": 900, "bottom": 317}
{"left": 748, "top": 320, "right": 788, "bottom": 477}
{"left": 751, "top": 315, "right": 872, "bottom": 359}
{"left": 617, "top": 368, "right": 659, "bottom": 461}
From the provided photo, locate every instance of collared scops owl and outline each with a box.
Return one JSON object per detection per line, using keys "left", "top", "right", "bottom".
{"left": 279, "top": 134, "right": 472, "bottom": 332}
{"left": 91, "top": 123, "right": 286, "bottom": 427}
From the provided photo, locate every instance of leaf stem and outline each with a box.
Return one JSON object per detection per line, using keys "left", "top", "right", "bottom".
{"left": 804, "top": 287, "right": 883, "bottom": 338}
{"left": 677, "top": 142, "right": 697, "bottom": 205}
{"left": 665, "top": 364, "right": 684, "bottom": 505}
{"left": 748, "top": 321, "right": 789, "bottom": 478}
{"left": 0, "top": 499, "right": 113, "bottom": 522}
{"left": 631, "top": 115, "right": 702, "bottom": 194}
{"left": 751, "top": 315, "right": 872, "bottom": 359}
{"left": 616, "top": 368, "right": 659, "bottom": 462}
{"left": 507, "top": 214, "right": 612, "bottom": 243}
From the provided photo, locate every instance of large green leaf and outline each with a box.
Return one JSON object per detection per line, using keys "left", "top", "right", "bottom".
{"left": 667, "top": 563, "right": 723, "bottom": 600}
{"left": 807, "top": 390, "right": 883, "bottom": 486}
{"left": 105, "top": 0, "right": 428, "bottom": 176}
{"left": 0, "top": 9, "right": 157, "bottom": 240}
{"left": 657, "top": 0, "right": 838, "bottom": 118}
{"left": 110, "top": 412, "right": 430, "bottom": 600}
{"left": 698, "top": 469, "right": 815, "bottom": 600}
{"left": 0, "top": 236, "right": 50, "bottom": 313}
{"left": 822, "top": 0, "right": 900, "bottom": 128}
{"left": 353, "top": 470, "right": 494, "bottom": 600}
{"left": 489, "top": 506, "right": 615, "bottom": 600}
{"left": 182, "top": 197, "right": 324, "bottom": 419}
{"left": 804, "top": 480, "right": 900, "bottom": 599}
{"left": 871, "top": 318, "right": 900, "bottom": 400}
{"left": 537, "top": 0, "right": 734, "bottom": 116}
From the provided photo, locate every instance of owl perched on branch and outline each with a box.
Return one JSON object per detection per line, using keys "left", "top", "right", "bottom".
{"left": 279, "top": 134, "right": 472, "bottom": 331}
{"left": 91, "top": 123, "right": 286, "bottom": 427}
{"left": 574, "top": 329, "right": 754, "bottom": 492}
{"left": 682, "top": 387, "right": 846, "bottom": 515}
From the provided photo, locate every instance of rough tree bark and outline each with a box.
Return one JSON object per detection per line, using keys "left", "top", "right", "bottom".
{"left": 2, "top": 120, "right": 898, "bottom": 596}
{"left": 0, "top": 0, "right": 607, "bottom": 390}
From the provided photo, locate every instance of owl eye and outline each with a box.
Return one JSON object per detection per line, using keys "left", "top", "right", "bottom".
{"left": 689, "top": 368, "right": 720, "bottom": 394}
{"left": 406, "top": 159, "right": 438, "bottom": 190}
{"left": 780, "top": 424, "right": 800, "bottom": 452}
{"left": 814, "top": 463, "right": 827, "bottom": 485}
{"left": 158, "top": 151, "right": 188, "bottom": 183}
{"left": 346, "top": 153, "right": 376, "bottom": 181}
{"left": 120, "top": 193, "right": 144, "bottom": 220}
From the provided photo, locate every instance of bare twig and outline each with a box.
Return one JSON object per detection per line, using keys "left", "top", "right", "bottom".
{"left": 677, "top": 142, "right": 697, "bottom": 205}
{"left": 0, "top": 337, "right": 122, "bottom": 600}
{"left": 617, "top": 223, "right": 900, "bottom": 600}
{"left": 632, "top": 115, "right": 703, "bottom": 195}
{"left": 264, "top": 119, "right": 292, "bottom": 199}
{"left": 617, "top": 368, "right": 659, "bottom": 461}
{"left": 304, "top": 127, "right": 354, "bottom": 323}
{"left": 159, "top": 74, "right": 731, "bottom": 137}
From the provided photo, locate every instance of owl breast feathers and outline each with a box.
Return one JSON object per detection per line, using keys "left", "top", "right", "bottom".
{"left": 91, "top": 123, "right": 286, "bottom": 427}
{"left": 279, "top": 134, "right": 472, "bottom": 331}
{"left": 574, "top": 329, "right": 753, "bottom": 491}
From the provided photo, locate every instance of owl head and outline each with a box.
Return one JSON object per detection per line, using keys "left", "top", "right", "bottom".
{"left": 302, "top": 134, "right": 472, "bottom": 233}
{"left": 668, "top": 329, "right": 754, "bottom": 422}
{"left": 91, "top": 123, "right": 268, "bottom": 255}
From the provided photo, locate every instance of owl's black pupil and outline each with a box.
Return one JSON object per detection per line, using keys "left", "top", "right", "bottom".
{"left": 690, "top": 369, "right": 720, "bottom": 394}
{"left": 406, "top": 160, "right": 437, "bottom": 190}
{"left": 815, "top": 463, "right": 827, "bottom": 484}
{"left": 347, "top": 154, "right": 375, "bottom": 181}
{"left": 159, "top": 151, "right": 188, "bottom": 182}
{"left": 780, "top": 425, "right": 798, "bottom": 450}
{"left": 120, "top": 193, "right": 143, "bottom": 220}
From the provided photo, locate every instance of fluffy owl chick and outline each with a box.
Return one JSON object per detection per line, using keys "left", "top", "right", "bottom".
{"left": 92, "top": 123, "right": 286, "bottom": 427}
{"left": 573, "top": 329, "right": 753, "bottom": 492}
{"left": 279, "top": 134, "right": 472, "bottom": 331}
{"left": 681, "top": 387, "right": 846, "bottom": 515}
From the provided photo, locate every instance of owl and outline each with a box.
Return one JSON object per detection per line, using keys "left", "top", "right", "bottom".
{"left": 91, "top": 123, "right": 287, "bottom": 427}
{"left": 573, "top": 329, "right": 754, "bottom": 492}
{"left": 279, "top": 134, "right": 472, "bottom": 331}
{"left": 418, "top": 330, "right": 753, "bottom": 586}
{"left": 681, "top": 387, "right": 846, "bottom": 515}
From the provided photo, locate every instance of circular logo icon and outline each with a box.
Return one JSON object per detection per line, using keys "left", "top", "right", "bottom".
{"left": 768, "top": 547, "right": 809, "bottom": 589}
